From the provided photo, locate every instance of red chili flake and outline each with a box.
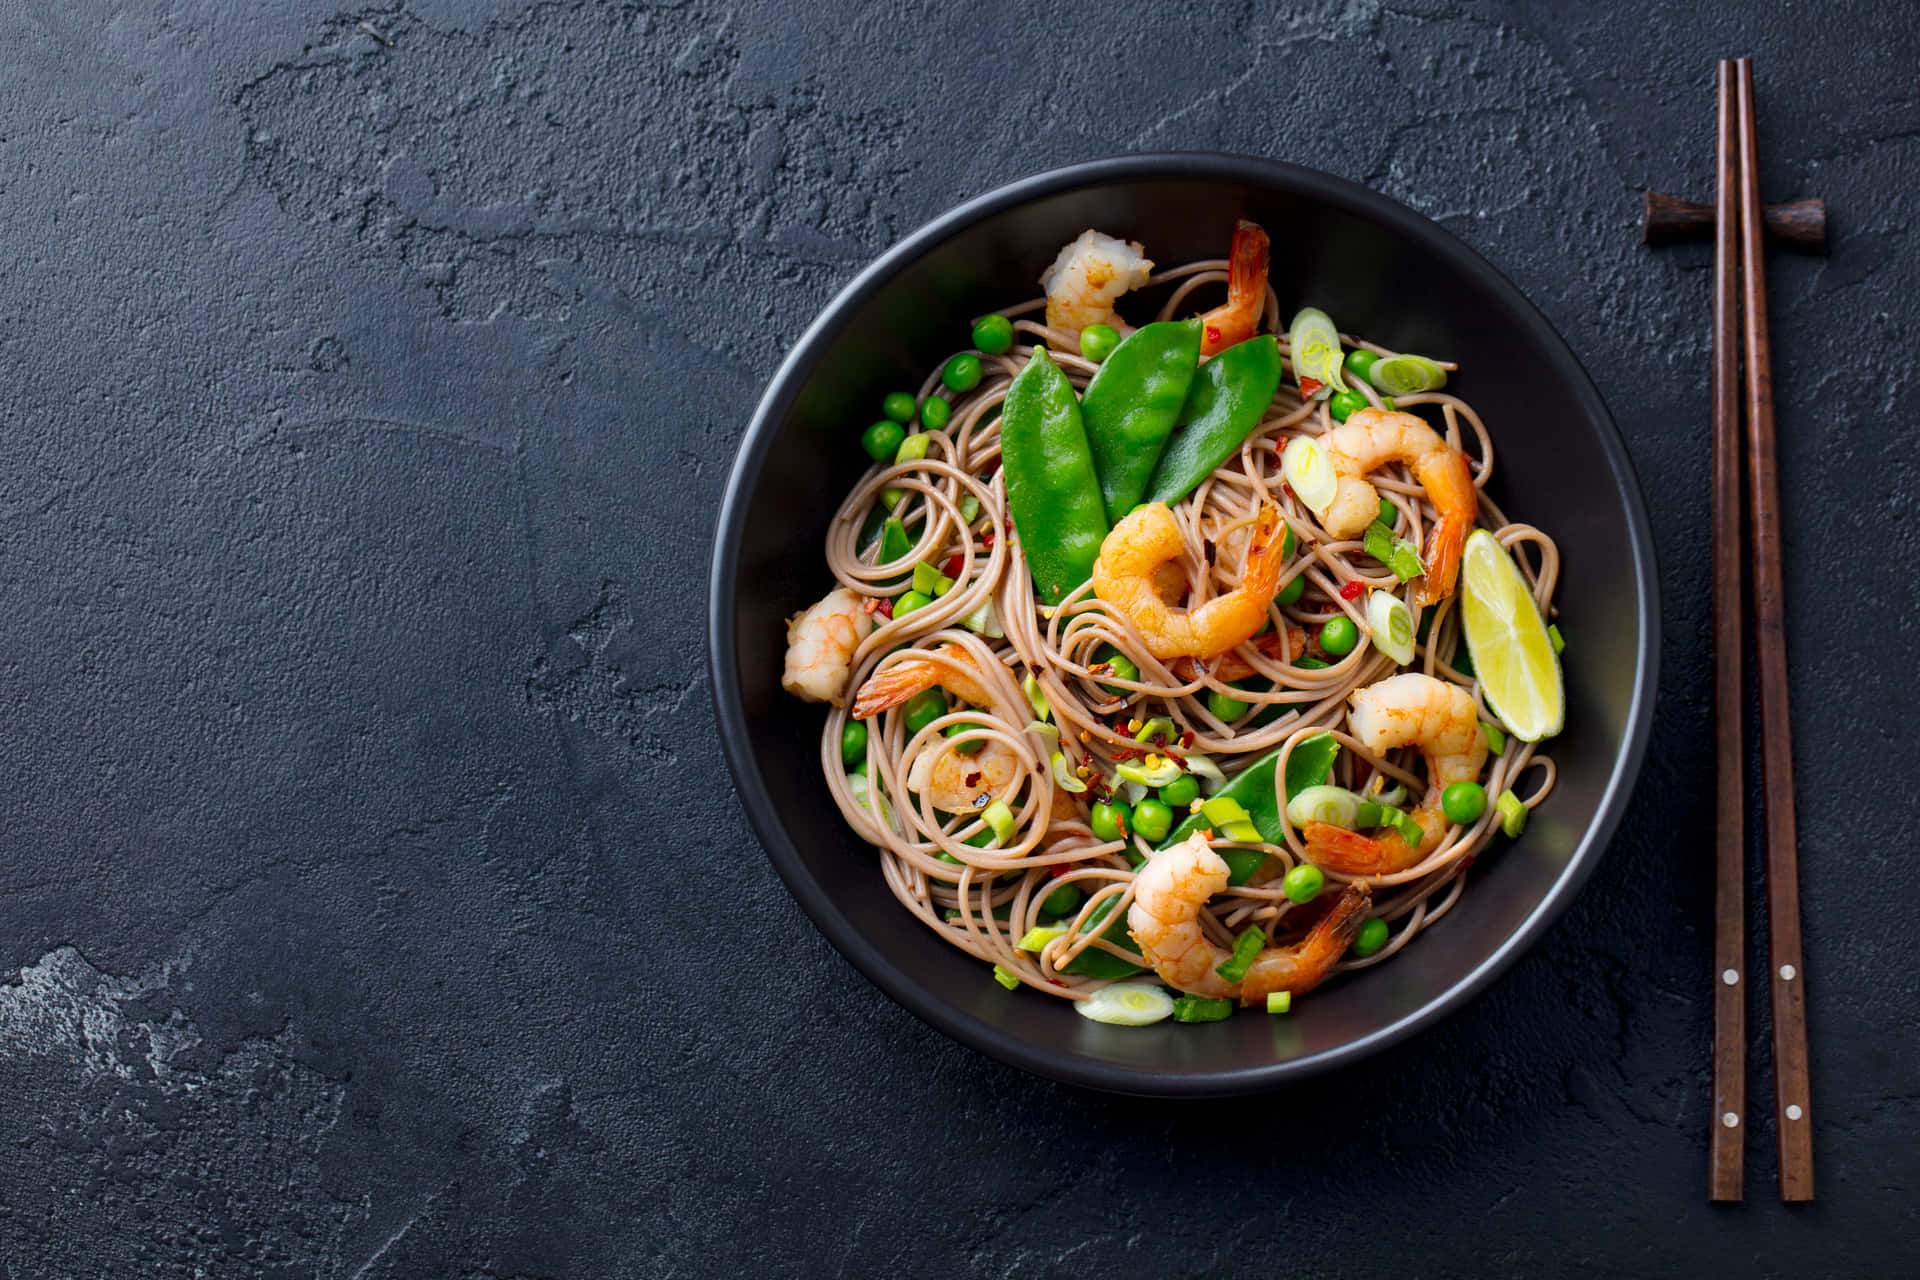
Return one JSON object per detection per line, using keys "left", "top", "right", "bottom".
{"left": 1299, "top": 376, "right": 1323, "bottom": 398}
{"left": 1282, "top": 483, "right": 1295, "bottom": 500}
{"left": 942, "top": 554, "right": 965, "bottom": 578}
{"left": 1110, "top": 745, "right": 1144, "bottom": 763}
{"left": 965, "top": 771, "right": 982, "bottom": 787}
{"left": 1340, "top": 579, "right": 1365, "bottom": 601}
{"left": 1047, "top": 977, "right": 1068, "bottom": 987}
{"left": 983, "top": 530, "right": 996, "bottom": 548}
{"left": 1049, "top": 861, "right": 1071, "bottom": 879}
{"left": 875, "top": 596, "right": 895, "bottom": 619}
{"left": 1180, "top": 730, "right": 1195, "bottom": 749}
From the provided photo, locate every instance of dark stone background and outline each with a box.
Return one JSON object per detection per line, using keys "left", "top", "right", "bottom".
{"left": 1, "top": 1, "right": 1914, "bottom": 1275}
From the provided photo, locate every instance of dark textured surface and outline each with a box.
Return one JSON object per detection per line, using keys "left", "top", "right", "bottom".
{"left": 1, "top": 1, "right": 1914, "bottom": 1275}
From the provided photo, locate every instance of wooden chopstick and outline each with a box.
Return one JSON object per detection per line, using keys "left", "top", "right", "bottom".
{"left": 1708, "top": 57, "right": 1746, "bottom": 1204}
{"left": 1734, "top": 56, "right": 1815, "bottom": 1203}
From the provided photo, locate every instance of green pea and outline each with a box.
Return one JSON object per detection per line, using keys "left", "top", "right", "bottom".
{"left": 971, "top": 314, "right": 1014, "bottom": 355}
{"left": 1282, "top": 525, "right": 1295, "bottom": 559}
{"left": 1132, "top": 798, "right": 1174, "bottom": 843}
{"left": 861, "top": 419, "right": 906, "bottom": 462}
{"left": 894, "top": 589, "right": 933, "bottom": 618}
{"left": 945, "top": 721, "right": 986, "bottom": 755}
{"left": 1344, "top": 348, "right": 1379, "bottom": 381}
{"left": 920, "top": 396, "right": 951, "bottom": 430}
{"left": 1090, "top": 801, "right": 1131, "bottom": 843}
{"left": 942, "top": 353, "right": 982, "bottom": 393}
{"left": 902, "top": 689, "right": 945, "bottom": 736}
{"left": 1282, "top": 863, "right": 1325, "bottom": 904}
{"left": 1275, "top": 573, "right": 1306, "bottom": 606}
{"left": 1160, "top": 774, "right": 1200, "bottom": 809}
{"left": 882, "top": 392, "right": 916, "bottom": 423}
{"left": 1351, "top": 917, "right": 1390, "bottom": 957}
{"left": 1207, "top": 689, "right": 1251, "bottom": 721}
{"left": 1097, "top": 649, "right": 1138, "bottom": 696}
{"left": 1328, "top": 389, "right": 1368, "bottom": 423}
{"left": 1079, "top": 323, "right": 1120, "bottom": 364}
{"left": 1040, "top": 882, "right": 1084, "bottom": 918}
{"left": 1442, "top": 781, "right": 1488, "bottom": 825}
{"left": 1320, "top": 615, "right": 1359, "bottom": 656}
{"left": 1378, "top": 495, "right": 1398, "bottom": 527}
{"left": 840, "top": 720, "right": 868, "bottom": 766}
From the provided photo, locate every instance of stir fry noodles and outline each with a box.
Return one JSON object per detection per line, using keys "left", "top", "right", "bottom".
{"left": 781, "top": 222, "right": 1566, "bottom": 1026}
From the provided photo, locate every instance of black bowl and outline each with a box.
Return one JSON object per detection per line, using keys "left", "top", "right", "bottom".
{"left": 709, "top": 154, "right": 1657, "bottom": 1096}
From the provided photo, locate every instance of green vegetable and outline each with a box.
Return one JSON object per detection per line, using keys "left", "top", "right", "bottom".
{"left": 861, "top": 419, "right": 906, "bottom": 463}
{"left": 1197, "top": 795, "right": 1261, "bottom": 843}
{"left": 1160, "top": 774, "right": 1200, "bottom": 809}
{"left": 1497, "top": 788, "right": 1527, "bottom": 838}
{"left": 1481, "top": 720, "right": 1506, "bottom": 754}
{"left": 1267, "top": 990, "right": 1292, "bottom": 1014}
{"left": 957, "top": 492, "right": 981, "bottom": 525}
{"left": 1079, "top": 323, "right": 1120, "bottom": 363}
{"left": 840, "top": 720, "right": 868, "bottom": 766}
{"left": 1075, "top": 982, "right": 1173, "bottom": 1025}
{"left": 1207, "top": 688, "right": 1251, "bottom": 721}
{"left": 1549, "top": 624, "right": 1566, "bottom": 655}
{"left": 1363, "top": 521, "right": 1394, "bottom": 567}
{"left": 1090, "top": 801, "right": 1131, "bottom": 843}
{"left": 1133, "top": 716, "right": 1179, "bottom": 745}
{"left": 882, "top": 392, "right": 916, "bottom": 423}
{"left": 1282, "top": 863, "right": 1325, "bottom": 904}
{"left": 1021, "top": 672, "right": 1050, "bottom": 723}
{"left": 879, "top": 517, "right": 913, "bottom": 567}
{"left": 1058, "top": 897, "right": 1144, "bottom": 978}
{"left": 1017, "top": 925, "right": 1065, "bottom": 953}
{"left": 991, "top": 964, "right": 1020, "bottom": 990}
{"left": 971, "top": 313, "right": 1014, "bottom": 355}
{"left": 1097, "top": 649, "right": 1139, "bottom": 696}
{"left": 902, "top": 689, "right": 944, "bottom": 736}
{"left": 1000, "top": 349, "right": 1109, "bottom": 604}
{"left": 1366, "top": 590, "right": 1417, "bottom": 665}
{"left": 944, "top": 721, "right": 985, "bottom": 755}
{"left": 1294, "top": 655, "right": 1329, "bottom": 670}
{"left": 1378, "top": 496, "right": 1399, "bottom": 527}
{"left": 920, "top": 396, "right": 952, "bottom": 430}
{"left": 1140, "top": 335, "right": 1286, "bottom": 507}
{"left": 1320, "top": 615, "right": 1359, "bottom": 656}
{"left": 1040, "top": 883, "right": 1084, "bottom": 917}
{"left": 1368, "top": 353, "right": 1449, "bottom": 395}
{"left": 1286, "top": 784, "right": 1362, "bottom": 829}
{"left": 1116, "top": 756, "right": 1183, "bottom": 788}
{"left": 1131, "top": 798, "right": 1174, "bottom": 843}
{"left": 1215, "top": 926, "right": 1265, "bottom": 984}
{"left": 1351, "top": 917, "right": 1390, "bottom": 957}
{"left": 894, "top": 589, "right": 933, "bottom": 618}
{"left": 878, "top": 486, "right": 906, "bottom": 511}
{"left": 895, "top": 433, "right": 931, "bottom": 465}
{"left": 1386, "top": 540, "right": 1424, "bottom": 582}
{"left": 1344, "top": 348, "right": 1379, "bottom": 381}
{"left": 1286, "top": 307, "right": 1347, "bottom": 394}
{"left": 911, "top": 561, "right": 951, "bottom": 597}
{"left": 1275, "top": 573, "right": 1306, "bottom": 606}
{"left": 982, "top": 799, "right": 1016, "bottom": 847}
{"left": 1159, "top": 733, "right": 1339, "bottom": 885}
{"left": 1171, "top": 995, "right": 1234, "bottom": 1023}
{"left": 1328, "top": 389, "right": 1367, "bottom": 422}
{"left": 942, "top": 353, "right": 982, "bottom": 393}
{"left": 1078, "top": 319, "right": 1203, "bottom": 523}
{"left": 1442, "top": 781, "right": 1488, "bottom": 825}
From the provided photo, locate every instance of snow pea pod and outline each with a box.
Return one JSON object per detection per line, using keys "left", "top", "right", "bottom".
{"left": 1160, "top": 732, "right": 1340, "bottom": 884}
{"left": 1001, "top": 348, "right": 1108, "bottom": 605}
{"left": 1139, "top": 334, "right": 1285, "bottom": 508}
{"left": 1079, "top": 318, "right": 1203, "bottom": 524}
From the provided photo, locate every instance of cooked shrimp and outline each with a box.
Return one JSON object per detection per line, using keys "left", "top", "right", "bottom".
{"left": 1127, "top": 833, "right": 1372, "bottom": 1003}
{"left": 909, "top": 737, "right": 1022, "bottom": 813}
{"left": 1198, "top": 220, "right": 1270, "bottom": 356}
{"left": 1302, "top": 672, "right": 1489, "bottom": 875}
{"left": 1041, "top": 230, "right": 1154, "bottom": 350}
{"left": 1092, "top": 502, "right": 1285, "bottom": 661}
{"left": 1169, "top": 624, "right": 1308, "bottom": 683}
{"left": 782, "top": 587, "right": 874, "bottom": 706}
{"left": 850, "top": 643, "right": 1003, "bottom": 721}
{"left": 1319, "top": 408, "right": 1478, "bottom": 605}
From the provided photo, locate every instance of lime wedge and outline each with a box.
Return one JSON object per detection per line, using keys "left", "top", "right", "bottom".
{"left": 1458, "top": 529, "right": 1564, "bottom": 741}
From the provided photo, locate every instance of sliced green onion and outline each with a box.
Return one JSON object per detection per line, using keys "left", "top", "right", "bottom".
{"left": 878, "top": 516, "right": 913, "bottom": 567}
{"left": 1281, "top": 436, "right": 1338, "bottom": 515}
{"left": 1363, "top": 521, "right": 1394, "bottom": 567}
{"left": 1171, "top": 994, "right": 1235, "bottom": 1023}
{"left": 1133, "top": 716, "right": 1179, "bottom": 745}
{"left": 1549, "top": 624, "right": 1566, "bottom": 654}
{"left": 960, "top": 597, "right": 1004, "bottom": 638}
{"left": 1387, "top": 539, "right": 1424, "bottom": 581}
{"left": 1076, "top": 982, "right": 1175, "bottom": 1026}
{"left": 912, "top": 561, "right": 954, "bottom": 597}
{"left": 1368, "top": 353, "right": 1449, "bottom": 395}
{"left": 1480, "top": 720, "right": 1507, "bottom": 755}
{"left": 880, "top": 487, "right": 906, "bottom": 510}
{"left": 1286, "top": 784, "right": 1363, "bottom": 829}
{"left": 1497, "top": 788, "right": 1527, "bottom": 838}
{"left": 1375, "top": 804, "right": 1426, "bottom": 847}
{"left": 982, "top": 799, "right": 1016, "bottom": 847}
{"left": 1286, "top": 307, "right": 1347, "bottom": 395}
{"left": 1018, "top": 926, "right": 1066, "bottom": 953}
{"left": 1366, "top": 590, "right": 1418, "bottom": 665}
{"left": 894, "top": 433, "right": 931, "bottom": 465}
{"left": 1117, "top": 755, "right": 1185, "bottom": 789}
{"left": 848, "top": 770, "right": 895, "bottom": 831}
{"left": 1184, "top": 754, "right": 1228, "bottom": 794}
{"left": 1050, "top": 751, "right": 1087, "bottom": 794}
{"left": 1215, "top": 926, "right": 1265, "bottom": 984}
{"left": 1266, "top": 991, "right": 1292, "bottom": 1015}
{"left": 1362, "top": 778, "right": 1409, "bottom": 809}
{"left": 958, "top": 493, "right": 982, "bottom": 525}
{"left": 1198, "top": 796, "right": 1261, "bottom": 843}
{"left": 1022, "top": 673, "right": 1051, "bottom": 723}
{"left": 1355, "top": 801, "right": 1382, "bottom": 829}
{"left": 991, "top": 964, "right": 1020, "bottom": 990}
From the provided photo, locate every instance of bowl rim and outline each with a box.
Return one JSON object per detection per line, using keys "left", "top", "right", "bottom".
{"left": 708, "top": 152, "right": 1659, "bottom": 1096}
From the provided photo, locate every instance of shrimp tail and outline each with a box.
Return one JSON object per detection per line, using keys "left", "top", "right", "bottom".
{"left": 1201, "top": 220, "right": 1270, "bottom": 356}
{"left": 1301, "top": 812, "right": 1443, "bottom": 876}
{"left": 1308, "top": 881, "right": 1372, "bottom": 958}
{"left": 1419, "top": 504, "right": 1475, "bottom": 606}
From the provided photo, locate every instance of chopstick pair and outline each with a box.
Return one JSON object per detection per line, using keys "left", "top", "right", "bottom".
{"left": 1648, "top": 58, "right": 1818, "bottom": 1204}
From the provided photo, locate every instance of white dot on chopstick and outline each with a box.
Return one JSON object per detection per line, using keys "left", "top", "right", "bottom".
{"left": 1722, "top": 969, "right": 1738, "bottom": 985}
{"left": 1722, "top": 1112, "right": 1740, "bottom": 1128}
{"left": 1787, "top": 1104, "right": 1803, "bottom": 1121}
{"left": 1779, "top": 963, "right": 1797, "bottom": 981}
